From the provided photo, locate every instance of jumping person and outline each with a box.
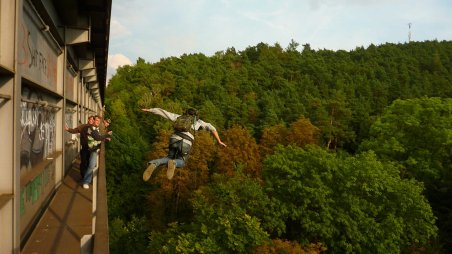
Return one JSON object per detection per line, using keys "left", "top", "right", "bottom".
{"left": 141, "top": 107, "right": 226, "bottom": 180}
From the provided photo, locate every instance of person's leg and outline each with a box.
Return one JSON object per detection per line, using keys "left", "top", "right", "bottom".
{"left": 167, "top": 142, "right": 191, "bottom": 179}
{"left": 144, "top": 142, "right": 183, "bottom": 181}
{"left": 80, "top": 149, "right": 90, "bottom": 178}
{"left": 167, "top": 157, "right": 186, "bottom": 180}
{"left": 82, "top": 150, "right": 98, "bottom": 188}
{"left": 143, "top": 156, "right": 171, "bottom": 181}
{"left": 174, "top": 158, "right": 186, "bottom": 168}
{"left": 149, "top": 156, "right": 171, "bottom": 167}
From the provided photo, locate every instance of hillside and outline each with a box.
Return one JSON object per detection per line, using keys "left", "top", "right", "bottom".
{"left": 105, "top": 40, "right": 452, "bottom": 253}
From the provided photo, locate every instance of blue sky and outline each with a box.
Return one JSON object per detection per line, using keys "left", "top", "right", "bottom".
{"left": 107, "top": 0, "right": 452, "bottom": 81}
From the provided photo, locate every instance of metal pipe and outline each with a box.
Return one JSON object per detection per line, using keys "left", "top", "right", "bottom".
{"left": 26, "top": 0, "right": 63, "bottom": 55}
{"left": 0, "top": 94, "right": 12, "bottom": 100}
{"left": 21, "top": 98, "right": 61, "bottom": 110}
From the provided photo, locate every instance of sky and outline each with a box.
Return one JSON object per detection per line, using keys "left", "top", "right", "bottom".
{"left": 106, "top": 0, "right": 452, "bottom": 81}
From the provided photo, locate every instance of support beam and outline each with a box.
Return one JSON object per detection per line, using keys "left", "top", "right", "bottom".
{"left": 84, "top": 75, "right": 97, "bottom": 83}
{"left": 81, "top": 69, "right": 96, "bottom": 78}
{"left": 79, "top": 59, "right": 94, "bottom": 70}
{"left": 65, "top": 27, "right": 90, "bottom": 45}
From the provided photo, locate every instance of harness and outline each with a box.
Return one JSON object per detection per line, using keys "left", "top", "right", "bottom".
{"left": 169, "top": 115, "right": 197, "bottom": 160}
{"left": 174, "top": 131, "right": 194, "bottom": 142}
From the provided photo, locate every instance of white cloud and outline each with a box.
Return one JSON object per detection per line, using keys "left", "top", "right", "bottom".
{"left": 110, "top": 18, "right": 130, "bottom": 38}
{"left": 106, "top": 54, "right": 133, "bottom": 83}
{"left": 109, "top": 53, "right": 133, "bottom": 69}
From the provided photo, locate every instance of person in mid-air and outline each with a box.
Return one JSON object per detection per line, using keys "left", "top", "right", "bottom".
{"left": 141, "top": 107, "right": 226, "bottom": 180}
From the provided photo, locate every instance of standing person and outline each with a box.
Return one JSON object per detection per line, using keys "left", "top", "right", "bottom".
{"left": 82, "top": 115, "right": 111, "bottom": 189}
{"left": 102, "top": 118, "right": 111, "bottom": 131}
{"left": 100, "top": 118, "right": 112, "bottom": 138}
{"left": 141, "top": 107, "right": 226, "bottom": 181}
{"left": 65, "top": 115, "right": 94, "bottom": 178}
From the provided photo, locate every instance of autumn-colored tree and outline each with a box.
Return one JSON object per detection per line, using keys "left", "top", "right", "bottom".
{"left": 145, "top": 131, "right": 218, "bottom": 229}
{"left": 286, "top": 117, "right": 320, "bottom": 147}
{"left": 252, "top": 239, "right": 324, "bottom": 254}
{"left": 259, "top": 117, "right": 319, "bottom": 158}
{"left": 215, "top": 125, "right": 262, "bottom": 178}
{"left": 259, "top": 123, "right": 287, "bottom": 158}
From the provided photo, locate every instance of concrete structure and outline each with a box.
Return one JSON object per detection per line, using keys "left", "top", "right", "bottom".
{"left": 0, "top": 0, "right": 111, "bottom": 252}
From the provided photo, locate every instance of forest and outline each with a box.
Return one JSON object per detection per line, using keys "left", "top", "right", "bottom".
{"left": 104, "top": 40, "right": 452, "bottom": 253}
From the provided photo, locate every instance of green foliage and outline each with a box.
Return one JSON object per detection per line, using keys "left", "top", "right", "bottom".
{"left": 360, "top": 97, "right": 452, "bottom": 251}
{"left": 263, "top": 145, "right": 437, "bottom": 253}
{"left": 360, "top": 97, "right": 452, "bottom": 183}
{"left": 147, "top": 174, "right": 273, "bottom": 253}
{"left": 109, "top": 216, "right": 149, "bottom": 254}
{"left": 105, "top": 40, "right": 452, "bottom": 253}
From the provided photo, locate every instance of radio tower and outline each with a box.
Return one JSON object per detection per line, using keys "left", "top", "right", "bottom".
{"left": 408, "top": 23, "right": 412, "bottom": 42}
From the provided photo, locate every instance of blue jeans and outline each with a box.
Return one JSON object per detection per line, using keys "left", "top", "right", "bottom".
{"left": 149, "top": 139, "right": 191, "bottom": 168}
{"left": 80, "top": 148, "right": 91, "bottom": 177}
{"left": 83, "top": 150, "right": 98, "bottom": 184}
{"left": 148, "top": 156, "right": 185, "bottom": 168}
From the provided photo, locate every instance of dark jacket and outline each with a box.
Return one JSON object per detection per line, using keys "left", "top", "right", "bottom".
{"left": 79, "top": 125, "right": 109, "bottom": 150}
{"left": 68, "top": 124, "right": 92, "bottom": 150}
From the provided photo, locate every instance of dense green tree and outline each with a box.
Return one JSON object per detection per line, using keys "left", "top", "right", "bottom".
{"left": 360, "top": 97, "right": 452, "bottom": 251}
{"left": 105, "top": 97, "right": 149, "bottom": 220}
{"left": 263, "top": 145, "right": 437, "bottom": 253}
{"left": 109, "top": 216, "right": 149, "bottom": 254}
{"left": 147, "top": 174, "right": 276, "bottom": 253}
{"left": 360, "top": 97, "right": 451, "bottom": 183}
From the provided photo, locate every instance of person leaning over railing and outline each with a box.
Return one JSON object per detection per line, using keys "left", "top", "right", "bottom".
{"left": 65, "top": 115, "right": 94, "bottom": 178}
{"left": 81, "top": 115, "right": 111, "bottom": 189}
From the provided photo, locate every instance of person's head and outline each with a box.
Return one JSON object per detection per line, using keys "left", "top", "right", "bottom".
{"left": 93, "top": 115, "right": 101, "bottom": 127}
{"left": 103, "top": 118, "right": 111, "bottom": 127}
{"left": 88, "top": 115, "right": 95, "bottom": 124}
{"left": 184, "top": 108, "right": 198, "bottom": 117}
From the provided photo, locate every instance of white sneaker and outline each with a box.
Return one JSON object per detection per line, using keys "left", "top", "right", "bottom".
{"left": 83, "top": 184, "right": 89, "bottom": 189}
{"left": 167, "top": 160, "right": 176, "bottom": 180}
{"left": 143, "top": 163, "right": 157, "bottom": 182}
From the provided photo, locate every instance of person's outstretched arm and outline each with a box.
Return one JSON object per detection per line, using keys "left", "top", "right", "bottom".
{"left": 65, "top": 123, "right": 86, "bottom": 134}
{"left": 141, "top": 108, "right": 179, "bottom": 121}
{"left": 212, "top": 130, "right": 227, "bottom": 147}
{"left": 195, "top": 119, "right": 227, "bottom": 147}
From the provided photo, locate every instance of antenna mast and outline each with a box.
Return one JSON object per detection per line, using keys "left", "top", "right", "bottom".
{"left": 408, "top": 23, "right": 412, "bottom": 42}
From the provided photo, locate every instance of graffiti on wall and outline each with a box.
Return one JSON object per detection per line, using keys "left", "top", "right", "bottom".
{"left": 64, "top": 110, "right": 79, "bottom": 173}
{"left": 20, "top": 163, "right": 55, "bottom": 216}
{"left": 18, "top": 12, "right": 58, "bottom": 89}
{"left": 20, "top": 88, "right": 56, "bottom": 171}
{"left": 65, "top": 111, "right": 74, "bottom": 129}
